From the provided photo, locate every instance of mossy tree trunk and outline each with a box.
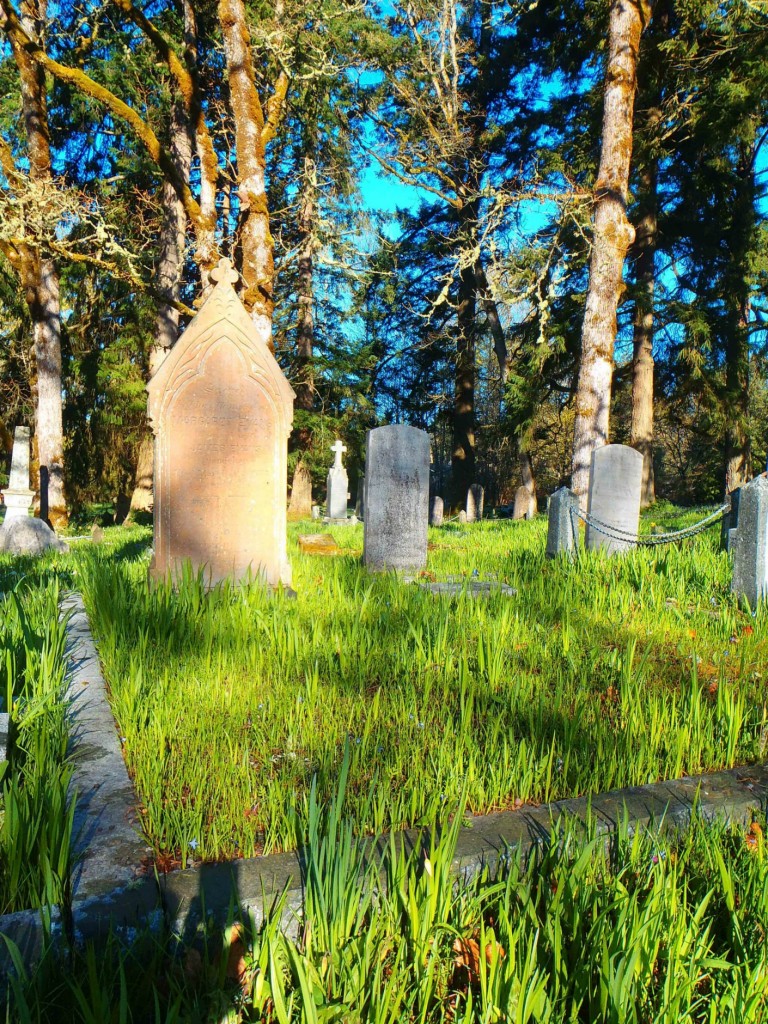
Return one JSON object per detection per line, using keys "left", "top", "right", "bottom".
{"left": 9, "top": 0, "right": 66, "bottom": 526}
{"left": 630, "top": 163, "right": 657, "bottom": 507}
{"left": 571, "top": 0, "right": 651, "bottom": 503}
{"left": 218, "top": 0, "right": 288, "bottom": 352}
{"left": 295, "top": 156, "right": 317, "bottom": 412}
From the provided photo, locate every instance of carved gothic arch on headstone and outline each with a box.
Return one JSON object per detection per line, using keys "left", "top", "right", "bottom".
{"left": 147, "top": 258, "right": 295, "bottom": 588}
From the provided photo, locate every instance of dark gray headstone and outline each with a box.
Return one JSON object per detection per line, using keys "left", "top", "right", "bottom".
{"left": 430, "top": 496, "right": 444, "bottom": 527}
{"left": 0, "top": 713, "right": 10, "bottom": 764}
{"left": 363, "top": 425, "right": 430, "bottom": 571}
{"left": 721, "top": 487, "right": 741, "bottom": 553}
{"left": 585, "top": 444, "right": 643, "bottom": 555}
{"left": 731, "top": 476, "right": 768, "bottom": 608}
{"left": 466, "top": 484, "right": 484, "bottom": 522}
{"left": 0, "top": 516, "right": 69, "bottom": 556}
{"left": 546, "top": 487, "right": 580, "bottom": 559}
{"left": 355, "top": 474, "right": 365, "bottom": 520}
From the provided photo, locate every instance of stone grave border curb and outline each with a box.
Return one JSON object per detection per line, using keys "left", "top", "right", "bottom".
{"left": 2, "top": 593, "right": 768, "bottom": 972}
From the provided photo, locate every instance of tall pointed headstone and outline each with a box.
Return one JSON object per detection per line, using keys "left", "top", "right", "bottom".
{"left": 146, "top": 258, "right": 295, "bottom": 589}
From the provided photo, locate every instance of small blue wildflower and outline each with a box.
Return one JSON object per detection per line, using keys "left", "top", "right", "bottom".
{"left": 409, "top": 713, "right": 415, "bottom": 720}
{"left": 189, "top": 838, "right": 199, "bottom": 851}
{"left": 418, "top": 721, "right": 425, "bottom": 729}
{"left": 355, "top": 737, "right": 361, "bottom": 745}
{"left": 377, "top": 745, "right": 384, "bottom": 753}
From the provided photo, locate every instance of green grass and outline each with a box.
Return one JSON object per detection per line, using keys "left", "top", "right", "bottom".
{"left": 8, "top": 799, "right": 768, "bottom": 1022}
{"left": 0, "top": 565, "right": 75, "bottom": 914}
{"left": 73, "top": 509, "right": 768, "bottom": 866}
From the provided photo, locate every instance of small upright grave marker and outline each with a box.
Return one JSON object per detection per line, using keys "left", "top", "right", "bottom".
{"left": 585, "top": 444, "right": 643, "bottom": 555}
{"left": 325, "top": 439, "right": 349, "bottom": 522}
{"left": 430, "top": 496, "right": 444, "bottom": 527}
{"left": 513, "top": 485, "right": 536, "bottom": 520}
{"left": 546, "top": 487, "right": 580, "bottom": 558}
{"left": 466, "top": 484, "right": 484, "bottom": 522}
{"left": 147, "top": 257, "right": 295, "bottom": 589}
{"left": 1, "top": 426, "right": 34, "bottom": 523}
{"left": 288, "top": 460, "right": 313, "bottom": 521}
{"left": 721, "top": 487, "right": 741, "bottom": 553}
{"left": 363, "top": 425, "right": 429, "bottom": 571}
{"left": 732, "top": 475, "right": 768, "bottom": 608}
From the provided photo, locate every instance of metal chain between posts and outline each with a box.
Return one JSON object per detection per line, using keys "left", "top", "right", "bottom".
{"left": 574, "top": 503, "right": 730, "bottom": 547}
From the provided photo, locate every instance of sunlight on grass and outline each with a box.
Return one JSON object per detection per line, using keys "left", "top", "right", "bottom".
{"left": 74, "top": 510, "right": 767, "bottom": 865}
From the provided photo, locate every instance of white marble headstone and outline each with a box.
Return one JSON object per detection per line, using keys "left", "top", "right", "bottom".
{"left": 2, "top": 426, "right": 34, "bottom": 522}
{"left": 585, "top": 445, "right": 643, "bottom": 555}
{"left": 325, "top": 439, "right": 349, "bottom": 521}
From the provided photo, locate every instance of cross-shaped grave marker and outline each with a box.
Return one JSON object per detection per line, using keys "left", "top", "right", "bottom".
{"left": 331, "top": 438, "right": 347, "bottom": 467}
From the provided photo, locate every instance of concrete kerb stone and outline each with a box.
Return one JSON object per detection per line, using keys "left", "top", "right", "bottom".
{"left": 62, "top": 592, "right": 153, "bottom": 900}
{"left": 2, "top": 593, "right": 768, "bottom": 974}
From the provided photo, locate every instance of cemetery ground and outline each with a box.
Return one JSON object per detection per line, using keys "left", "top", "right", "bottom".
{"left": 4, "top": 508, "right": 768, "bottom": 1020}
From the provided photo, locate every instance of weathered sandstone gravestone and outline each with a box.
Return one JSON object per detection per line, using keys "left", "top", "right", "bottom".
{"left": 287, "top": 460, "right": 313, "bottom": 521}
{"left": 546, "top": 487, "right": 580, "bottom": 559}
{"left": 466, "top": 484, "right": 484, "bottom": 522}
{"left": 325, "top": 440, "right": 349, "bottom": 522}
{"left": 732, "top": 475, "right": 768, "bottom": 608}
{"left": 0, "top": 517, "right": 69, "bottom": 556}
{"left": 2, "top": 426, "right": 34, "bottom": 523}
{"left": 585, "top": 444, "right": 643, "bottom": 555}
{"left": 430, "top": 496, "right": 444, "bottom": 527}
{"left": 513, "top": 484, "right": 536, "bottom": 520}
{"left": 298, "top": 533, "right": 342, "bottom": 556}
{"left": 146, "top": 258, "right": 295, "bottom": 589}
{"left": 363, "top": 425, "right": 430, "bottom": 571}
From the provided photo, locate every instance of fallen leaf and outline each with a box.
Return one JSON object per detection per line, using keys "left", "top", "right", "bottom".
{"left": 746, "top": 821, "right": 763, "bottom": 855}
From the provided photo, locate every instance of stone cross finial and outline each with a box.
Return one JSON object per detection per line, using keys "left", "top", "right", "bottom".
{"left": 331, "top": 439, "right": 347, "bottom": 467}
{"left": 210, "top": 257, "right": 240, "bottom": 287}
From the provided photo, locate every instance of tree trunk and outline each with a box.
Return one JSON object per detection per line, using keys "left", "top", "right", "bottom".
{"left": 130, "top": 96, "right": 193, "bottom": 516}
{"left": 295, "top": 156, "right": 316, "bottom": 412}
{"left": 519, "top": 447, "right": 537, "bottom": 518}
{"left": 475, "top": 258, "right": 508, "bottom": 385}
{"left": 12, "top": 0, "right": 66, "bottom": 526}
{"left": 452, "top": 255, "right": 477, "bottom": 506}
{"left": 182, "top": 0, "right": 217, "bottom": 293}
{"left": 723, "top": 145, "right": 755, "bottom": 494}
{"left": 630, "top": 163, "right": 657, "bottom": 506}
{"left": 571, "top": 0, "right": 650, "bottom": 503}
{"left": 218, "top": 0, "right": 281, "bottom": 351}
